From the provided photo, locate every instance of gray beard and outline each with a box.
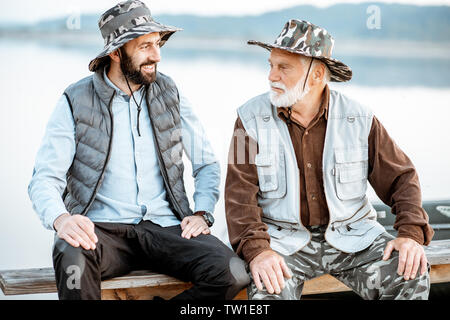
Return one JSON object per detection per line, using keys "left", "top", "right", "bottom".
{"left": 269, "top": 78, "right": 310, "bottom": 107}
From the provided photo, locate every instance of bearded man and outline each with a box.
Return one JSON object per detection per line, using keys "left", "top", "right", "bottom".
{"left": 225, "top": 19, "right": 433, "bottom": 300}
{"left": 28, "top": 0, "right": 249, "bottom": 300}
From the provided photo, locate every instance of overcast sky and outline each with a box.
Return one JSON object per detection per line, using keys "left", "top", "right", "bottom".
{"left": 2, "top": 0, "right": 449, "bottom": 23}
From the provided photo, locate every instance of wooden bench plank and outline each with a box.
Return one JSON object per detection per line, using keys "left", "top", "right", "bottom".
{"left": 423, "top": 239, "right": 450, "bottom": 265}
{"left": 101, "top": 285, "right": 193, "bottom": 300}
{"left": 303, "top": 275, "right": 350, "bottom": 295}
{"left": 101, "top": 270, "right": 188, "bottom": 290}
{"left": 0, "top": 268, "right": 57, "bottom": 295}
{"left": 2, "top": 240, "right": 450, "bottom": 298}
{"left": 428, "top": 264, "right": 450, "bottom": 284}
{"left": 0, "top": 269, "right": 186, "bottom": 296}
{"left": 101, "top": 286, "right": 249, "bottom": 300}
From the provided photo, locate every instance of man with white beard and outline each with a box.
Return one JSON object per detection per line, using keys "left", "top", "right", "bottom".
{"left": 225, "top": 19, "right": 433, "bottom": 300}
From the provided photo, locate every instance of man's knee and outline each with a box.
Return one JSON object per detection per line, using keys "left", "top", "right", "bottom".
{"left": 229, "top": 257, "right": 250, "bottom": 288}
{"left": 211, "top": 256, "right": 249, "bottom": 300}
{"left": 52, "top": 236, "right": 101, "bottom": 299}
{"left": 52, "top": 237, "right": 96, "bottom": 275}
{"left": 396, "top": 263, "right": 431, "bottom": 300}
{"left": 367, "top": 255, "right": 431, "bottom": 300}
{"left": 197, "top": 244, "right": 249, "bottom": 298}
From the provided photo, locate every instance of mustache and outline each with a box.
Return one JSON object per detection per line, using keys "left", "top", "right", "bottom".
{"left": 140, "top": 60, "right": 158, "bottom": 68}
{"left": 270, "top": 81, "right": 287, "bottom": 90}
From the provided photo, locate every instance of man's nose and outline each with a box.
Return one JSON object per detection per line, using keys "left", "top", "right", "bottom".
{"left": 149, "top": 46, "right": 161, "bottom": 63}
{"left": 268, "top": 67, "right": 280, "bottom": 82}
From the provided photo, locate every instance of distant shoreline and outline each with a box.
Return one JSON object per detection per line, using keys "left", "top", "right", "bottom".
{"left": 1, "top": 32, "right": 449, "bottom": 60}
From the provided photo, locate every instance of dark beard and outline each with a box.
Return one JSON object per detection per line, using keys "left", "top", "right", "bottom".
{"left": 119, "top": 47, "right": 157, "bottom": 85}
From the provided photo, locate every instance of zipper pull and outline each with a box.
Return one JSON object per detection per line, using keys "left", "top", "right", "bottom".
{"left": 332, "top": 168, "right": 336, "bottom": 176}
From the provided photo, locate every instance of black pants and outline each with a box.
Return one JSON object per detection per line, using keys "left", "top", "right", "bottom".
{"left": 52, "top": 220, "right": 249, "bottom": 300}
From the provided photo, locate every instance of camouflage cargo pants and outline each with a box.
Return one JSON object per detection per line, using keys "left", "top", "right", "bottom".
{"left": 248, "top": 225, "right": 430, "bottom": 300}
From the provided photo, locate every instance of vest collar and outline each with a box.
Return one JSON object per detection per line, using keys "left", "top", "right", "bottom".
{"left": 103, "top": 67, "right": 128, "bottom": 97}
{"left": 92, "top": 67, "right": 116, "bottom": 106}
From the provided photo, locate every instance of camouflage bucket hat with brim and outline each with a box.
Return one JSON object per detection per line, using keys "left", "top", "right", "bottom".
{"left": 248, "top": 19, "right": 352, "bottom": 82}
{"left": 88, "top": 0, "right": 182, "bottom": 72}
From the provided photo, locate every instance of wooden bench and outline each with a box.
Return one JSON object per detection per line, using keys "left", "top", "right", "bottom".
{"left": 1, "top": 239, "right": 449, "bottom": 299}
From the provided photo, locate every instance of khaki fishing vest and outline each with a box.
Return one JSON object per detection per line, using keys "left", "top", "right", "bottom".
{"left": 237, "top": 90, "right": 386, "bottom": 254}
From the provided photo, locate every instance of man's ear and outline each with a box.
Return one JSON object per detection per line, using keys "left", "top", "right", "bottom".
{"left": 109, "top": 49, "right": 120, "bottom": 63}
{"left": 312, "top": 62, "right": 325, "bottom": 84}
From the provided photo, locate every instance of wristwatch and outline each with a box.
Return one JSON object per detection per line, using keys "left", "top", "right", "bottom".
{"left": 194, "top": 211, "right": 215, "bottom": 227}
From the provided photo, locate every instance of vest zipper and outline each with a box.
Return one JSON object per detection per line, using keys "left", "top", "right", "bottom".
{"left": 81, "top": 91, "right": 116, "bottom": 216}
{"left": 323, "top": 198, "right": 372, "bottom": 254}
{"left": 330, "top": 197, "right": 370, "bottom": 225}
{"left": 344, "top": 208, "right": 373, "bottom": 227}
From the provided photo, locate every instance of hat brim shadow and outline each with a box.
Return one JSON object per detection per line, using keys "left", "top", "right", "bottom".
{"left": 248, "top": 40, "right": 352, "bottom": 82}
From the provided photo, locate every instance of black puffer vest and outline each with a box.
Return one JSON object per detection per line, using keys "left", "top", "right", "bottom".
{"left": 62, "top": 68, "right": 193, "bottom": 220}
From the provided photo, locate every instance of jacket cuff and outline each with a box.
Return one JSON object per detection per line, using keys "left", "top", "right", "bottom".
{"left": 241, "top": 239, "right": 271, "bottom": 263}
{"left": 397, "top": 225, "right": 425, "bottom": 245}
{"left": 43, "top": 204, "right": 69, "bottom": 231}
{"left": 194, "top": 197, "right": 216, "bottom": 214}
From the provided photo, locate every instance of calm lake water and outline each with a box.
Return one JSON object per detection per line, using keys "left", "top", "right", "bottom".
{"left": 1, "top": 37, "right": 449, "bottom": 299}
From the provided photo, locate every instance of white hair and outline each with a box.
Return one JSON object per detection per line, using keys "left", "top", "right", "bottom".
{"left": 315, "top": 60, "right": 331, "bottom": 84}
{"left": 299, "top": 56, "right": 331, "bottom": 84}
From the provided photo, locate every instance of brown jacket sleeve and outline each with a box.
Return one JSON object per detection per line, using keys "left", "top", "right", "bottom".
{"left": 225, "top": 117, "right": 271, "bottom": 263}
{"left": 368, "top": 116, "right": 434, "bottom": 245}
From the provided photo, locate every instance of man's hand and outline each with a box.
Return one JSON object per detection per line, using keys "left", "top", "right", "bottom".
{"left": 383, "top": 237, "right": 428, "bottom": 280}
{"left": 249, "top": 250, "right": 292, "bottom": 294}
{"left": 180, "top": 215, "right": 210, "bottom": 239}
{"left": 53, "top": 213, "right": 98, "bottom": 250}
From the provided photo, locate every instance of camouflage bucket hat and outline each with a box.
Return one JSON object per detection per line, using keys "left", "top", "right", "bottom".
{"left": 248, "top": 19, "right": 352, "bottom": 82}
{"left": 88, "top": 0, "right": 182, "bottom": 72}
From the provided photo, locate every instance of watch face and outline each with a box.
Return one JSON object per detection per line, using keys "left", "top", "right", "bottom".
{"left": 204, "top": 212, "right": 214, "bottom": 226}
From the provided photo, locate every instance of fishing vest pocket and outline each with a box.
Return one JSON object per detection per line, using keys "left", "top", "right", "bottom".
{"left": 334, "top": 147, "right": 368, "bottom": 200}
{"left": 266, "top": 223, "right": 288, "bottom": 239}
{"left": 338, "top": 219, "right": 377, "bottom": 236}
{"left": 255, "top": 146, "right": 286, "bottom": 199}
